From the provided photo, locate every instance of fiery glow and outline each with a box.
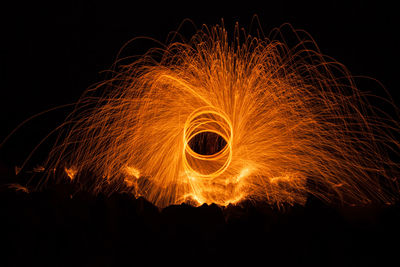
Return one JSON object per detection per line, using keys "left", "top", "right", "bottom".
{"left": 125, "top": 166, "right": 141, "bottom": 179}
{"left": 64, "top": 166, "right": 77, "bottom": 180}
{"left": 46, "top": 23, "right": 400, "bottom": 208}
{"left": 8, "top": 183, "right": 29, "bottom": 193}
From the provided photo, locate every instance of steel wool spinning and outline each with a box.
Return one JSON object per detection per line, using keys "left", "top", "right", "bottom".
{"left": 46, "top": 23, "right": 400, "bottom": 208}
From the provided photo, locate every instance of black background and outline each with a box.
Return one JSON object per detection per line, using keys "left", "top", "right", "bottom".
{"left": 1, "top": 1, "right": 399, "bottom": 266}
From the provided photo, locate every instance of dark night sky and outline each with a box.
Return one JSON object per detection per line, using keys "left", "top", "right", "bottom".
{"left": 1, "top": 2, "right": 400, "bottom": 266}
{"left": 1, "top": 0, "right": 399, "bottom": 167}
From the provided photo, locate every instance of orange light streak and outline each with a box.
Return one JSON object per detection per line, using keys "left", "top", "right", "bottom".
{"left": 64, "top": 166, "right": 77, "bottom": 180}
{"left": 45, "top": 23, "right": 400, "bottom": 208}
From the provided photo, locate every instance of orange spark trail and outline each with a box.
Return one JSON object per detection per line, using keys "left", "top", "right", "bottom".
{"left": 46, "top": 23, "right": 400, "bottom": 208}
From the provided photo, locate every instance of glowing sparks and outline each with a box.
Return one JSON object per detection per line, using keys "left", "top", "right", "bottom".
{"left": 125, "top": 166, "right": 141, "bottom": 178}
{"left": 227, "top": 167, "right": 251, "bottom": 184}
{"left": 64, "top": 167, "right": 77, "bottom": 180}
{"left": 270, "top": 174, "right": 295, "bottom": 184}
{"left": 14, "top": 166, "right": 21, "bottom": 175}
{"left": 8, "top": 183, "right": 29, "bottom": 193}
{"left": 33, "top": 166, "right": 45, "bottom": 173}
{"left": 45, "top": 23, "right": 400, "bottom": 208}
{"left": 124, "top": 166, "right": 140, "bottom": 187}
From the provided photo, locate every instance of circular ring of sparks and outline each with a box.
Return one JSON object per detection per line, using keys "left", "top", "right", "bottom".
{"left": 183, "top": 107, "right": 233, "bottom": 178}
{"left": 47, "top": 23, "right": 400, "bottom": 208}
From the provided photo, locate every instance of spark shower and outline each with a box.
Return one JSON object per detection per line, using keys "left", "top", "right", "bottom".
{"left": 40, "top": 23, "right": 399, "bottom": 208}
